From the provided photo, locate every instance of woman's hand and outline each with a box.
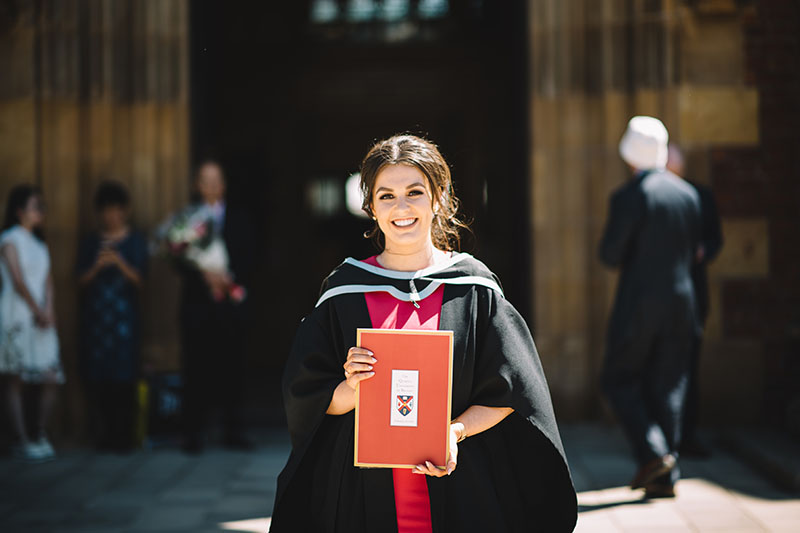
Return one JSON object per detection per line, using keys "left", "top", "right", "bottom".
{"left": 326, "top": 347, "right": 376, "bottom": 415}
{"left": 102, "top": 248, "right": 126, "bottom": 267}
{"left": 33, "top": 307, "right": 51, "bottom": 328}
{"left": 412, "top": 422, "right": 464, "bottom": 477}
{"left": 81, "top": 248, "right": 141, "bottom": 287}
{"left": 343, "top": 347, "right": 376, "bottom": 390}
{"left": 92, "top": 247, "right": 121, "bottom": 272}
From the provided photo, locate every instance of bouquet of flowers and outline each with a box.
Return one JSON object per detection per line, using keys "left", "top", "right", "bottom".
{"left": 156, "top": 205, "right": 246, "bottom": 303}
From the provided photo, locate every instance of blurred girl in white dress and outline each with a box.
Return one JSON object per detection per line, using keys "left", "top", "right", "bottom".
{"left": 0, "top": 185, "right": 63, "bottom": 461}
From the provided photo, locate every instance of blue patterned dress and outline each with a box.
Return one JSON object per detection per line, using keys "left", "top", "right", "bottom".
{"left": 77, "top": 231, "right": 147, "bottom": 383}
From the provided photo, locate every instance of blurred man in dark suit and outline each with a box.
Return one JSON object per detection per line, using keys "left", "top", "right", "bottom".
{"left": 667, "top": 144, "right": 723, "bottom": 458}
{"left": 179, "top": 160, "right": 255, "bottom": 453}
{"left": 600, "top": 117, "right": 702, "bottom": 498}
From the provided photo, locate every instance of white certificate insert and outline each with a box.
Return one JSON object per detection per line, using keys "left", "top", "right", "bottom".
{"left": 390, "top": 369, "right": 419, "bottom": 427}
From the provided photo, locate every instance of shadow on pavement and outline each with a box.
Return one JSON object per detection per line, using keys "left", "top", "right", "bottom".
{"left": 563, "top": 424, "right": 799, "bottom": 508}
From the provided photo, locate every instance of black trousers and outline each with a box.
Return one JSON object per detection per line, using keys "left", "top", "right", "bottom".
{"left": 86, "top": 381, "right": 137, "bottom": 451}
{"left": 602, "top": 301, "right": 694, "bottom": 484}
{"left": 180, "top": 299, "right": 248, "bottom": 442}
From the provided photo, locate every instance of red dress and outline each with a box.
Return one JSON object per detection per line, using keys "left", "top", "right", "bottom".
{"left": 362, "top": 255, "right": 441, "bottom": 533}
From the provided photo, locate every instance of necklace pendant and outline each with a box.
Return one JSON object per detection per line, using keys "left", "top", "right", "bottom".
{"left": 409, "top": 279, "right": 421, "bottom": 308}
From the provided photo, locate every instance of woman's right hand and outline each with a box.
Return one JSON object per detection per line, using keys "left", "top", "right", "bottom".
{"left": 343, "top": 347, "right": 377, "bottom": 390}
{"left": 327, "top": 347, "right": 377, "bottom": 415}
{"left": 33, "top": 307, "right": 52, "bottom": 328}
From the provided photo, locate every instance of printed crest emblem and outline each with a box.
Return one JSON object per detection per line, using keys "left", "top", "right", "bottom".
{"left": 396, "top": 395, "right": 414, "bottom": 416}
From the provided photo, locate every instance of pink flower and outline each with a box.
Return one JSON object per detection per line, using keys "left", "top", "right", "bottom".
{"left": 229, "top": 284, "right": 247, "bottom": 303}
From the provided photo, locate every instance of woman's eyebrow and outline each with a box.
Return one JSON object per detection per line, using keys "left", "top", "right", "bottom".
{"left": 375, "top": 182, "right": 426, "bottom": 194}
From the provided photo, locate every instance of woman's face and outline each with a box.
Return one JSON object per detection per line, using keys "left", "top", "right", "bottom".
{"left": 99, "top": 205, "right": 128, "bottom": 232}
{"left": 371, "top": 164, "right": 437, "bottom": 253}
{"left": 18, "top": 194, "right": 44, "bottom": 229}
{"left": 196, "top": 163, "right": 226, "bottom": 204}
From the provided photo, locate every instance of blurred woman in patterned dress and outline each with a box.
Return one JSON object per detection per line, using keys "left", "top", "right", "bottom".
{"left": 77, "top": 181, "right": 147, "bottom": 452}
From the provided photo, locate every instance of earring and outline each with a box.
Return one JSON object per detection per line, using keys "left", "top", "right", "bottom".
{"left": 371, "top": 216, "right": 377, "bottom": 220}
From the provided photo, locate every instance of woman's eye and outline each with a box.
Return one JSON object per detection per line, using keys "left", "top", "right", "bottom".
{"left": 379, "top": 193, "right": 394, "bottom": 200}
{"left": 408, "top": 190, "right": 424, "bottom": 197}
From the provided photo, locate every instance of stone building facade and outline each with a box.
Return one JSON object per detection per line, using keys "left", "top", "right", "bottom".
{"left": 0, "top": 0, "right": 797, "bottom": 437}
{"left": 0, "top": 0, "right": 189, "bottom": 434}
{"left": 528, "top": 0, "right": 799, "bottom": 430}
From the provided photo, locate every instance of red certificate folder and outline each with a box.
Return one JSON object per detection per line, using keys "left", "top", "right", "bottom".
{"left": 354, "top": 328, "right": 454, "bottom": 469}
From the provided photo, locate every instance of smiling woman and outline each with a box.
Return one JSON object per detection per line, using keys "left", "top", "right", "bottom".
{"left": 359, "top": 135, "right": 469, "bottom": 261}
{"left": 271, "top": 135, "right": 577, "bottom": 533}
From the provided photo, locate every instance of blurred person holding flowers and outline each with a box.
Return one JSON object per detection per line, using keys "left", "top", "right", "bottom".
{"left": 158, "top": 160, "right": 255, "bottom": 453}
{"left": 77, "top": 181, "right": 147, "bottom": 453}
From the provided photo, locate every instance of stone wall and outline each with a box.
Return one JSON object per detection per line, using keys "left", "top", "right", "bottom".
{"left": 0, "top": 0, "right": 190, "bottom": 439}
{"left": 708, "top": 1, "right": 800, "bottom": 430}
{"left": 528, "top": 0, "right": 799, "bottom": 426}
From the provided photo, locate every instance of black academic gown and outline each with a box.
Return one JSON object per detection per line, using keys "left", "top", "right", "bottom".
{"left": 270, "top": 254, "right": 577, "bottom": 533}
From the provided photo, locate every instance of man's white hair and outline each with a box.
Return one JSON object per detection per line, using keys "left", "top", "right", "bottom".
{"left": 619, "top": 116, "right": 669, "bottom": 171}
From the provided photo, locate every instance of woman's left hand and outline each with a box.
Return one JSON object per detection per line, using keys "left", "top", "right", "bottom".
{"left": 412, "top": 422, "right": 463, "bottom": 477}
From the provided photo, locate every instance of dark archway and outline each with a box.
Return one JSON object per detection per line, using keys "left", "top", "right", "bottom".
{"left": 190, "top": 1, "right": 530, "bottom": 423}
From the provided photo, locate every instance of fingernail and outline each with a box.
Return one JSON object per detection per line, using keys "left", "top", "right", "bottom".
{"left": 370, "top": 357, "right": 377, "bottom": 363}
{"left": 367, "top": 365, "right": 372, "bottom": 370}
{"left": 367, "top": 350, "right": 374, "bottom": 355}
{"left": 368, "top": 371, "right": 375, "bottom": 376}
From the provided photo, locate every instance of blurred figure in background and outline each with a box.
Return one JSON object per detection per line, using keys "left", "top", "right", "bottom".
{"left": 599, "top": 117, "right": 701, "bottom": 498}
{"left": 77, "top": 181, "right": 147, "bottom": 453}
{"left": 0, "top": 185, "right": 63, "bottom": 462}
{"left": 666, "top": 144, "right": 723, "bottom": 458}
{"left": 170, "top": 160, "right": 255, "bottom": 453}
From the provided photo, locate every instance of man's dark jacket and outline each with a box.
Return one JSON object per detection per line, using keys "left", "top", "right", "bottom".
{"left": 599, "top": 169, "right": 702, "bottom": 353}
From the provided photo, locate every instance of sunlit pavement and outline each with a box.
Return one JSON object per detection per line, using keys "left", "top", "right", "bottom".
{"left": 1, "top": 425, "right": 798, "bottom": 532}
{"left": 563, "top": 425, "right": 800, "bottom": 532}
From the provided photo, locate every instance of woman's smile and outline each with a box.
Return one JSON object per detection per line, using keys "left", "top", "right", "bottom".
{"left": 392, "top": 217, "right": 417, "bottom": 228}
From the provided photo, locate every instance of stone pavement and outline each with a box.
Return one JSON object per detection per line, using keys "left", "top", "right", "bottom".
{"left": 0, "top": 424, "right": 798, "bottom": 532}
{"left": 564, "top": 425, "right": 800, "bottom": 532}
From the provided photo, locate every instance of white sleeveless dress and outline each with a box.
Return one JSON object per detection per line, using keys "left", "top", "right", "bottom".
{"left": 0, "top": 225, "right": 64, "bottom": 383}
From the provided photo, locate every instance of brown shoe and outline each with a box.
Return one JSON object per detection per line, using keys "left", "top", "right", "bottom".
{"left": 630, "top": 454, "right": 676, "bottom": 489}
{"left": 644, "top": 482, "right": 676, "bottom": 499}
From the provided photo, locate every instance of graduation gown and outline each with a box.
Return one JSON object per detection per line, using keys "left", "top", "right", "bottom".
{"left": 270, "top": 254, "right": 577, "bottom": 533}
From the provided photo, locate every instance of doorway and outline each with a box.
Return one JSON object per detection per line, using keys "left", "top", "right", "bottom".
{"left": 190, "top": 1, "right": 530, "bottom": 422}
